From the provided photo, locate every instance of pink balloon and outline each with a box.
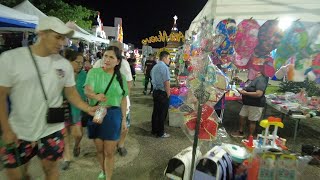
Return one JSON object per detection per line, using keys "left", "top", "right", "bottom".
{"left": 179, "top": 87, "right": 188, "bottom": 96}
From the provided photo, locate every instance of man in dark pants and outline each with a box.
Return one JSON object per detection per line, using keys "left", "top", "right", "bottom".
{"left": 151, "top": 51, "right": 171, "bottom": 138}
{"left": 143, "top": 54, "right": 157, "bottom": 95}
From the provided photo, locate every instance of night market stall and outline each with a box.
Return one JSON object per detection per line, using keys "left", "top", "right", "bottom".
{"left": 164, "top": 1, "right": 320, "bottom": 179}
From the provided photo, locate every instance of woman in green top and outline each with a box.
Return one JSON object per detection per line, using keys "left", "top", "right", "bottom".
{"left": 62, "top": 49, "right": 87, "bottom": 170}
{"left": 84, "top": 46, "right": 128, "bottom": 180}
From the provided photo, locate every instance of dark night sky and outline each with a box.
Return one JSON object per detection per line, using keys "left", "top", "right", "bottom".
{"left": 65, "top": 0, "right": 208, "bottom": 48}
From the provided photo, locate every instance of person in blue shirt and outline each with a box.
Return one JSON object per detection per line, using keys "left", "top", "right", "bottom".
{"left": 150, "top": 51, "right": 171, "bottom": 138}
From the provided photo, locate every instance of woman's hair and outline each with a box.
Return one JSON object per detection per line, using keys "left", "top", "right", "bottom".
{"left": 105, "top": 46, "right": 125, "bottom": 96}
{"left": 64, "top": 48, "right": 83, "bottom": 62}
{"left": 96, "top": 51, "right": 102, "bottom": 59}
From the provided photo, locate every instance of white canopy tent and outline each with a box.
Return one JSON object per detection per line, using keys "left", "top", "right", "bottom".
{"left": 186, "top": 0, "right": 320, "bottom": 38}
{"left": 13, "top": 0, "right": 47, "bottom": 18}
{"left": 66, "top": 21, "right": 109, "bottom": 44}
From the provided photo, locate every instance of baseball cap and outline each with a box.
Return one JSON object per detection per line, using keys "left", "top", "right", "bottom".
{"left": 109, "top": 41, "right": 124, "bottom": 51}
{"left": 36, "top": 16, "right": 74, "bottom": 38}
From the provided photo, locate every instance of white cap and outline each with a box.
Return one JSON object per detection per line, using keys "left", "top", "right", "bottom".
{"left": 109, "top": 41, "right": 124, "bottom": 51}
{"left": 36, "top": 16, "right": 74, "bottom": 37}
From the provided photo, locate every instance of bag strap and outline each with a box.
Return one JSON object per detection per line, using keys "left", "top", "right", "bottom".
{"left": 94, "top": 72, "right": 116, "bottom": 106}
{"left": 27, "top": 46, "right": 49, "bottom": 107}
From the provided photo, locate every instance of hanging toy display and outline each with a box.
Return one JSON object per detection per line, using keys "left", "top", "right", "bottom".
{"left": 277, "top": 23, "right": 320, "bottom": 82}
{"left": 247, "top": 20, "right": 283, "bottom": 78}
{"left": 215, "top": 19, "right": 237, "bottom": 67}
{"left": 274, "top": 21, "right": 308, "bottom": 69}
{"left": 234, "top": 19, "right": 260, "bottom": 69}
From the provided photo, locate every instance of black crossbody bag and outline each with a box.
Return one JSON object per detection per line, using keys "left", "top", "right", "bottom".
{"left": 28, "top": 46, "right": 65, "bottom": 124}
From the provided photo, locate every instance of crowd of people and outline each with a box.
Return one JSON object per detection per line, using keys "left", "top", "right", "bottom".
{"left": 2, "top": 14, "right": 317, "bottom": 180}
{"left": 0, "top": 15, "right": 171, "bottom": 180}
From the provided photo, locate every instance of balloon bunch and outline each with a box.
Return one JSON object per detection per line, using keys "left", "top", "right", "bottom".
{"left": 213, "top": 19, "right": 237, "bottom": 68}
{"left": 190, "top": 18, "right": 226, "bottom": 58}
{"left": 274, "top": 23, "right": 320, "bottom": 83}
{"left": 247, "top": 20, "right": 283, "bottom": 78}
{"left": 182, "top": 55, "right": 229, "bottom": 140}
{"left": 274, "top": 21, "right": 308, "bottom": 69}
{"left": 234, "top": 19, "right": 260, "bottom": 69}
{"left": 172, "top": 18, "right": 230, "bottom": 141}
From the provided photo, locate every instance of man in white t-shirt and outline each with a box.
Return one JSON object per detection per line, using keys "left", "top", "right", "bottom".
{"left": 93, "top": 41, "right": 133, "bottom": 156}
{"left": 0, "top": 16, "right": 97, "bottom": 179}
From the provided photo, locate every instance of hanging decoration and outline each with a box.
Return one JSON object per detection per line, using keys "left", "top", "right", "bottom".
{"left": 234, "top": 19, "right": 260, "bottom": 69}
{"left": 274, "top": 21, "right": 308, "bottom": 69}
{"left": 247, "top": 20, "right": 283, "bottom": 78}
{"left": 213, "top": 19, "right": 237, "bottom": 68}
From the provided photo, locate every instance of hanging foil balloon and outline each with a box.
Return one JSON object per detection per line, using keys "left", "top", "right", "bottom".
{"left": 274, "top": 21, "right": 308, "bottom": 69}
{"left": 247, "top": 20, "right": 282, "bottom": 77}
{"left": 234, "top": 19, "right": 260, "bottom": 69}
{"left": 215, "top": 19, "right": 237, "bottom": 66}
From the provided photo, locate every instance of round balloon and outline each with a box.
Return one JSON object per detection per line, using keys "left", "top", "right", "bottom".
{"left": 170, "top": 87, "right": 180, "bottom": 95}
{"left": 179, "top": 87, "right": 189, "bottom": 96}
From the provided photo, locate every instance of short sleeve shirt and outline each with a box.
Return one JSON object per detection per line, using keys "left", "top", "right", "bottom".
{"left": 243, "top": 75, "right": 268, "bottom": 107}
{"left": 85, "top": 68, "right": 128, "bottom": 107}
{"left": 151, "top": 61, "right": 170, "bottom": 91}
{"left": 0, "top": 47, "right": 75, "bottom": 141}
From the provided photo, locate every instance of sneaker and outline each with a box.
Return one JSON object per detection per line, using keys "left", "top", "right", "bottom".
{"left": 143, "top": 91, "right": 147, "bottom": 95}
{"left": 158, "top": 133, "right": 170, "bottom": 138}
{"left": 61, "top": 161, "right": 71, "bottom": 170}
{"left": 73, "top": 146, "right": 80, "bottom": 157}
{"left": 98, "top": 171, "right": 106, "bottom": 179}
{"left": 118, "top": 147, "right": 128, "bottom": 157}
{"left": 231, "top": 131, "right": 244, "bottom": 138}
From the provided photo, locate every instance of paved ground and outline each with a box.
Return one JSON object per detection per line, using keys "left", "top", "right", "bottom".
{"left": 1, "top": 72, "right": 319, "bottom": 180}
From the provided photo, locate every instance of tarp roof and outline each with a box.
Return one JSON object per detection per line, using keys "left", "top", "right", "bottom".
{"left": 13, "top": 0, "right": 47, "bottom": 18}
{"left": 0, "top": 4, "right": 38, "bottom": 29}
{"left": 186, "top": 0, "right": 320, "bottom": 38}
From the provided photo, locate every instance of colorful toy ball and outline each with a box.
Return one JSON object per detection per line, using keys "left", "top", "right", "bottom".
{"left": 179, "top": 87, "right": 188, "bottom": 96}
{"left": 170, "top": 87, "right": 180, "bottom": 95}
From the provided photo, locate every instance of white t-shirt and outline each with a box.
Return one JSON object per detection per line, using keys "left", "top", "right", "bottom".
{"left": 0, "top": 47, "right": 75, "bottom": 141}
{"left": 93, "top": 58, "right": 132, "bottom": 112}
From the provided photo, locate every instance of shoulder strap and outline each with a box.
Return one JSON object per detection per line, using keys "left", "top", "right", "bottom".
{"left": 27, "top": 46, "right": 49, "bottom": 106}
{"left": 94, "top": 72, "right": 116, "bottom": 106}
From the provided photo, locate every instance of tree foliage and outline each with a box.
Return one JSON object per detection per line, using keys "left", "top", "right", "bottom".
{"left": 0, "top": 0, "right": 95, "bottom": 30}
{"left": 278, "top": 80, "right": 320, "bottom": 97}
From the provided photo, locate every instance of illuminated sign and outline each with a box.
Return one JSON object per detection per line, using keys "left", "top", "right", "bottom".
{"left": 141, "top": 31, "right": 185, "bottom": 45}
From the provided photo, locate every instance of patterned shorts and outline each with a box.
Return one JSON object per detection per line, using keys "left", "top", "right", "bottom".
{"left": 0, "top": 131, "right": 64, "bottom": 168}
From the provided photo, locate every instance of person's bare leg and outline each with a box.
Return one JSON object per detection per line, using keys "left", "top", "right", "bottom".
{"left": 103, "top": 140, "right": 118, "bottom": 180}
{"left": 94, "top": 139, "right": 104, "bottom": 173}
{"left": 71, "top": 125, "right": 82, "bottom": 156}
{"left": 239, "top": 115, "right": 247, "bottom": 132}
{"left": 63, "top": 129, "right": 71, "bottom": 162}
{"left": 5, "top": 162, "right": 31, "bottom": 180}
{"left": 249, "top": 121, "right": 257, "bottom": 136}
{"left": 41, "top": 159, "right": 59, "bottom": 180}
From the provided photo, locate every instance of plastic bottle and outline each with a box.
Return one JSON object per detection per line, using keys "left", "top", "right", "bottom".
{"left": 231, "top": 82, "right": 236, "bottom": 90}
{"left": 93, "top": 106, "right": 107, "bottom": 124}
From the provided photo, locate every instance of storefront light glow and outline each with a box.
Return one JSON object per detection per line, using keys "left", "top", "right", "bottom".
{"left": 279, "top": 17, "right": 294, "bottom": 31}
